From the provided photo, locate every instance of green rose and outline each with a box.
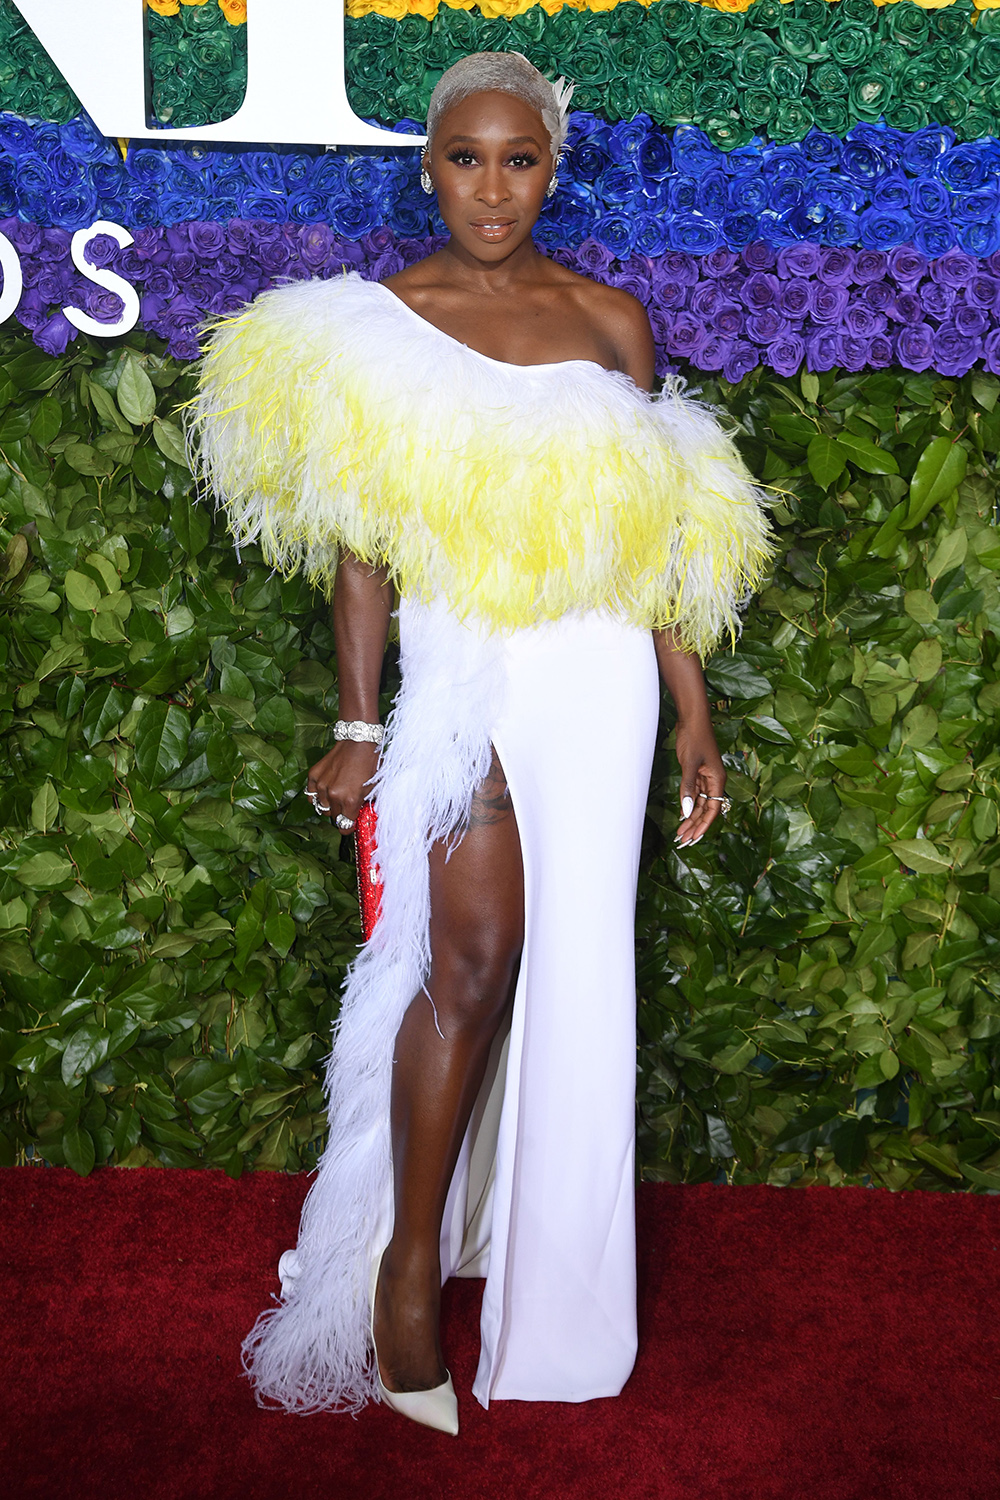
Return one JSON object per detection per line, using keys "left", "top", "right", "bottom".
{"left": 424, "top": 29, "right": 458, "bottom": 73}
{"left": 793, "top": 0, "right": 832, "bottom": 39}
{"left": 810, "top": 60, "right": 849, "bottom": 101}
{"left": 606, "top": 77, "right": 641, "bottom": 122}
{"left": 885, "top": 99, "right": 929, "bottom": 133}
{"left": 614, "top": 3, "right": 648, "bottom": 40}
{"left": 616, "top": 38, "right": 646, "bottom": 84}
{"left": 651, "top": 3, "right": 699, "bottom": 44}
{"left": 841, "top": 0, "right": 878, "bottom": 26}
{"left": 568, "top": 37, "right": 618, "bottom": 88}
{"left": 190, "top": 34, "right": 233, "bottom": 73}
{"left": 848, "top": 70, "right": 894, "bottom": 123}
{"left": 701, "top": 48, "right": 735, "bottom": 83}
{"left": 149, "top": 40, "right": 180, "bottom": 84}
{"left": 736, "top": 36, "right": 779, "bottom": 87}
{"left": 508, "top": 9, "right": 547, "bottom": 47}
{"left": 180, "top": 4, "right": 223, "bottom": 36}
{"left": 705, "top": 114, "right": 752, "bottom": 152}
{"left": 643, "top": 42, "right": 676, "bottom": 83}
{"left": 675, "top": 38, "right": 705, "bottom": 73}
{"left": 962, "top": 105, "right": 996, "bottom": 140}
{"left": 347, "top": 41, "right": 399, "bottom": 95}
{"left": 772, "top": 97, "right": 814, "bottom": 144}
{"left": 698, "top": 9, "right": 745, "bottom": 48}
{"left": 694, "top": 79, "right": 737, "bottom": 118}
{"left": 884, "top": 3, "right": 929, "bottom": 53}
{"left": 936, "top": 88, "right": 969, "bottom": 127}
{"left": 742, "top": 87, "right": 776, "bottom": 127}
{"left": 777, "top": 22, "right": 822, "bottom": 64}
{"left": 395, "top": 49, "right": 427, "bottom": 89}
{"left": 828, "top": 27, "right": 873, "bottom": 70}
{"left": 899, "top": 58, "right": 944, "bottom": 105}
{"left": 661, "top": 79, "right": 695, "bottom": 121}
{"left": 811, "top": 98, "right": 849, "bottom": 136}
{"left": 766, "top": 55, "right": 807, "bottom": 101}
{"left": 973, "top": 38, "right": 1000, "bottom": 86}
{"left": 935, "top": 3, "right": 976, "bottom": 44}
{"left": 747, "top": 0, "right": 786, "bottom": 33}
{"left": 981, "top": 10, "right": 1000, "bottom": 39}
{"left": 546, "top": 10, "right": 580, "bottom": 56}
{"left": 933, "top": 43, "right": 974, "bottom": 84}
{"left": 152, "top": 74, "right": 192, "bottom": 126}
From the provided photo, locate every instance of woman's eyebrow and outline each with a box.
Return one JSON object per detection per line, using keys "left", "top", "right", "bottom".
{"left": 440, "top": 134, "right": 544, "bottom": 148}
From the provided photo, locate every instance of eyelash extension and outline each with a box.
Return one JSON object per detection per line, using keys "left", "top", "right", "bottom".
{"left": 443, "top": 149, "right": 542, "bottom": 168}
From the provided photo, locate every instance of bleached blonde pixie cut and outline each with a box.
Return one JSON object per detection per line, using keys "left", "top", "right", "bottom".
{"left": 424, "top": 51, "right": 574, "bottom": 159}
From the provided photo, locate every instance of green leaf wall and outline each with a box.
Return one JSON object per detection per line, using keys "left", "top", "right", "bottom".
{"left": 1, "top": 327, "right": 999, "bottom": 1189}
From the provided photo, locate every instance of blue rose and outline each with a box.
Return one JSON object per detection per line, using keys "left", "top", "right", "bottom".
{"left": 822, "top": 210, "right": 862, "bottom": 247}
{"left": 577, "top": 142, "right": 612, "bottom": 184}
{"left": 859, "top": 206, "right": 915, "bottom": 251}
{"left": 696, "top": 171, "right": 728, "bottom": 219}
{"left": 593, "top": 211, "right": 636, "bottom": 258}
{"left": 243, "top": 152, "right": 286, "bottom": 194}
{"left": 633, "top": 213, "right": 669, "bottom": 257}
{"left": 721, "top": 211, "right": 761, "bottom": 248}
{"left": 762, "top": 145, "right": 809, "bottom": 183}
{"left": 127, "top": 148, "right": 172, "bottom": 190}
{"left": 637, "top": 134, "right": 671, "bottom": 185}
{"left": 900, "top": 126, "right": 955, "bottom": 177}
{"left": 392, "top": 202, "right": 433, "bottom": 239}
{"left": 327, "top": 195, "right": 380, "bottom": 240}
{"left": 91, "top": 163, "right": 123, "bottom": 197}
{"left": 729, "top": 175, "right": 768, "bottom": 214}
{"left": 807, "top": 173, "right": 856, "bottom": 213}
{"left": 871, "top": 172, "right": 910, "bottom": 212}
{"left": 668, "top": 178, "right": 698, "bottom": 214}
{"left": 668, "top": 213, "right": 721, "bottom": 254}
{"left": 157, "top": 191, "right": 209, "bottom": 224}
{"left": 957, "top": 220, "right": 1000, "bottom": 258}
{"left": 909, "top": 178, "right": 950, "bottom": 220}
{"left": 671, "top": 125, "right": 723, "bottom": 180}
{"left": 769, "top": 178, "right": 805, "bottom": 214}
{"left": 598, "top": 165, "right": 643, "bottom": 211}
{"left": 952, "top": 190, "right": 1000, "bottom": 225}
{"left": 286, "top": 190, "right": 329, "bottom": 224}
{"left": 609, "top": 116, "right": 652, "bottom": 164}
{"left": 841, "top": 141, "right": 888, "bottom": 189}
{"left": 59, "top": 117, "right": 118, "bottom": 166}
{"left": 0, "top": 118, "right": 36, "bottom": 155}
{"left": 914, "top": 220, "right": 955, "bottom": 258}
{"left": 936, "top": 144, "right": 991, "bottom": 194}
{"left": 801, "top": 130, "right": 842, "bottom": 169}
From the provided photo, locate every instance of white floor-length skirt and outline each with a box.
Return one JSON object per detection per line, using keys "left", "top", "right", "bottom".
{"left": 241, "top": 595, "right": 660, "bottom": 1413}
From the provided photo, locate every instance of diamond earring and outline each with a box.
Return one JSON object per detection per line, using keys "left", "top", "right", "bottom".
{"left": 546, "top": 152, "right": 564, "bottom": 199}
{"left": 420, "top": 163, "right": 433, "bottom": 196}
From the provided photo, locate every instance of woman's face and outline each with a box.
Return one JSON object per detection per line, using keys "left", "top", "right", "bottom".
{"left": 427, "top": 89, "right": 554, "bottom": 261}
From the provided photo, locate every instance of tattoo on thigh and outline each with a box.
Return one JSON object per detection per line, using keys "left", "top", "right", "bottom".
{"left": 467, "top": 758, "right": 512, "bottom": 827}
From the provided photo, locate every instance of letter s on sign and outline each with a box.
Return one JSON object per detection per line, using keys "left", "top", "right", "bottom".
{"left": 63, "top": 221, "right": 140, "bottom": 338}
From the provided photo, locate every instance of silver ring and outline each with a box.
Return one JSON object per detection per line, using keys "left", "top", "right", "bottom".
{"left": 314, "top": 802, "right": 330, "bottom": 815}
{"left": 707, "top": 795, "right": 732, "bottom": 817}
{"left": 335, "top": 814, "right": 356, "bottom": 833}
{"left": 305, "top": 789, "right": 318, "bottom": 801}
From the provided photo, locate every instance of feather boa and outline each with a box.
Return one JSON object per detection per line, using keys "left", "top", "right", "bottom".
{"left": 187, "top": 272, "right": 772, "bottom": 660}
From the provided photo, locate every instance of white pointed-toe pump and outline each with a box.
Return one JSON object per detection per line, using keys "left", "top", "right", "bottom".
{"left": 369, "top": 1249, "right": 459, "bottom": 1437}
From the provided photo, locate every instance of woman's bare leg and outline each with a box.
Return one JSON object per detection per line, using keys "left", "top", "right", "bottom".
{"left": 373, "top": 750, "right": 523, "bottom": 1392}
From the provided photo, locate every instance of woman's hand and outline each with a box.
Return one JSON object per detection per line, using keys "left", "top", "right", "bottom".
{"left": 673, "top": 720, "right": 727, "bottom": 848}
{"left": 307, "top": 740, "right": 380, "bottom": 827}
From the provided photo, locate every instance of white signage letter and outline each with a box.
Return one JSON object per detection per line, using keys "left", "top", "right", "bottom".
{"left": 0, "top": 234, "right": 23, "bottom": 325}
{"left": 62, "top": 221, "right": 140, "bottom": 338}
{"left": 11, "top": 0, "right": 422, "bottom": 150}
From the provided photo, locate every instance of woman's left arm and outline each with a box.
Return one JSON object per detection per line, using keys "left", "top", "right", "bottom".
{"left": 653, "top": 629, "right": 727, "bottom": 847}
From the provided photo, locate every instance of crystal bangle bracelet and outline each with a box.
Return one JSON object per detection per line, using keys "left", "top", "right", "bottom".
{"left": 334, "top": 720, "right": 384, "bottom": 744}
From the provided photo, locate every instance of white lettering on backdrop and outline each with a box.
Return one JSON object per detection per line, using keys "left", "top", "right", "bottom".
{"left": 11, "top": 0, "right": 424, "bottom": 149}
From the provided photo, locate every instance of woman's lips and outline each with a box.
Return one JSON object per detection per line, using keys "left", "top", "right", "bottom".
{"left": 470, "top": 220, "right": 515, "bottom": 242}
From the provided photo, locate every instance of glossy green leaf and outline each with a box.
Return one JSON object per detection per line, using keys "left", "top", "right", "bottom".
{"left": 807, "top": 434, "right": 846, "bottom": 489}
{"left": 134, "top": 701, "right": 191, "bottom": 787}
{"left": 835, "top": 431, "right": 898, "bottom": 475}
{"left": 903, "top": 438, "right": 968, "bottom": 530}
{"left": 116, "top": 355, "right": 156, "bottom": 425}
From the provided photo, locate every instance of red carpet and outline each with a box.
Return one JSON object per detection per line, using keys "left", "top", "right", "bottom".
{"left": 3, "top": 1170, "right": 998, "bottom": 1500}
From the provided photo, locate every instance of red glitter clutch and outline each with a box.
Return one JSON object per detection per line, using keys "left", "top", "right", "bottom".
{"left": 355, "top": 802, "right": 383, "bottom": 941}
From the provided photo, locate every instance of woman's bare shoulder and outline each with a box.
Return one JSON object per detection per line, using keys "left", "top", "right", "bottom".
{"left": 549, "top": 264, "right": 656, "bottom": 386}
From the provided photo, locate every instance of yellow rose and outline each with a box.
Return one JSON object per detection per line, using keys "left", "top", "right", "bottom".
{"left": 180, "top": 0, "right": 211, "bottom": 8}
{"left": 218, "top": 0, "right": 247, "bottom": 22}
{"left": 408, "top": 0, "right": 441, "bottom": 18}
{"left": 147, "top": 0, "right": 180, "bottom": 15}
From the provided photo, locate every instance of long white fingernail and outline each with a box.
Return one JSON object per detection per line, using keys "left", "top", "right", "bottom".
{"left": 681, "top": 796, "right": 694, "bottom": 819}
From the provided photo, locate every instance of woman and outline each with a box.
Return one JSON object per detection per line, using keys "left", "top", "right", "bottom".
{"left": 191, "top": 53, "right": 771, "bottom": 1435}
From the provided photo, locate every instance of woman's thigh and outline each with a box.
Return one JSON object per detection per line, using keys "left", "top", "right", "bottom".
{"left": 425, "top": 749, "right": 524, "bottom": 1027}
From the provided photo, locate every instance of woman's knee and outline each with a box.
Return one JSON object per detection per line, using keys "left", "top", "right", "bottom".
{"left": 426, "top": 932, "right": 521, "bottom": 1032}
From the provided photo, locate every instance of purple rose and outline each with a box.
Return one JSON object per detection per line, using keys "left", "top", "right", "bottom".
{"left": 845, "top": 302, "right": 887, "bottom": 338}
{"left": 853, "top": 249, "right": 888, "bottom": 285}
{"left": 742, "top": 242, "right": 777, "bottom": 272}
{"left": 923, "top": 282, "right": 955, "bottom": 319}
{"left": 166, "top": 330, "right": 202, "bottom": 362}
{"left": 813, "top": 284, "right": 849, "bottom": 324}
{"left": 778, "top": 279, "right": 813, "bottom": 319}
{"left": 933, "top": 322, "right": 982, "bottom": 377}
{"left": 838, "top": 335, "right": 871, "bottom": 372}
{"left": 82, "top": 285, "right": 125, "bottom": 323}
{"left": 988, "top": 251, "right": 1000, "bottom": 277}
{"left": 740, "top": 272, "right": 780, "bottom": 312}
{"left": 931, "top": 250, "right": 976, "bottom": 290}
{"left": 573, "top": 237, "right": 614, "bottom": 277}
{"left": 719, "top": 271, "right": 745, "bottom": 300}
{"left": 370, "top": 250, "right": 405, "bottom": 281}
{"left": 723, "top": 342, "right": 759, "bottom": 384}
{"left": 768, "top": 334, "right": 805, "bottom": 378}
{"left": 776, "top": 243, "right": 821, "bottom": 278}
{"left": 651, "top": 276, "right": 690, "bottom": 310}
{"left": 34, "top": 310, "right": 76, "bottom": 357}
{"left": 713, "top": 301, "right": 744, "bottom": 337}
{"left": 968, "top": 275, "right": 1000, "bottom": 311}
{"left": 889, "top": 245, "right": 928, "bottom": 286}
{"left": 397, "top": 237, "right": 431, "bottom": 268}
{"left": 697, "top": 333, "right": 732, "bottom": 371}
{"left": 862, "top": 281, "right": 894, "bottom": 313}
{"left": 745, "top": 309, "right": 788, "bottom": 344}
{"left": 701, "top": 248, "right": 739, "bottom": 278}
{"left": 647, "top": 304, "right": 672, "bottom": 348}
{"left": 868, "top": 335, "right": 894, "bottom": 368}
{"left": 258, "top": 240, "right": 291, "bottom": 275}
{"left": 612, "top": 271, "right": 653, "bottom": 304}
{"left": 35, "top": 270, "right": 69, "bottom": 304}
{"left": 665, "top": 312, "right": 705, "bottom": 359}
{"left": 818, "top": 247, "right": 855, "bottom": 286}
{"left": 691, "top": 282, "right": 724, "bottom": 320}
{"left": 660, "top": 252, "right": 699, "bottom": 287}
{"left": 805, "top": 329, "right": 840, "bottom": 371}
{"left": 983, "top": 328, "right": 1000, "bottom": 375}
{"left": 955, "top": 305, "right": 988, "bottom": 337}
{"left": 189, "top": 223, "right": 227, "bottom": 260}
{"left": 183, "top": 273, "right": 224, "bottom": 313}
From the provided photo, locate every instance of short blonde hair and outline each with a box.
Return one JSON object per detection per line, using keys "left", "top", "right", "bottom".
{"left": 425, "top": 51, "right": 574, "bottom": 158}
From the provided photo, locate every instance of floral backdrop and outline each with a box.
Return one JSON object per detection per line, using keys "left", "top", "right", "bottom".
{"left": 3, "top": 0, "right": 1000, "bottom": 1188}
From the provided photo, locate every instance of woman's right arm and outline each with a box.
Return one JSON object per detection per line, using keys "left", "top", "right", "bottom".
{"left": 307, "top": 549, "right": 394, "bottom": 823}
